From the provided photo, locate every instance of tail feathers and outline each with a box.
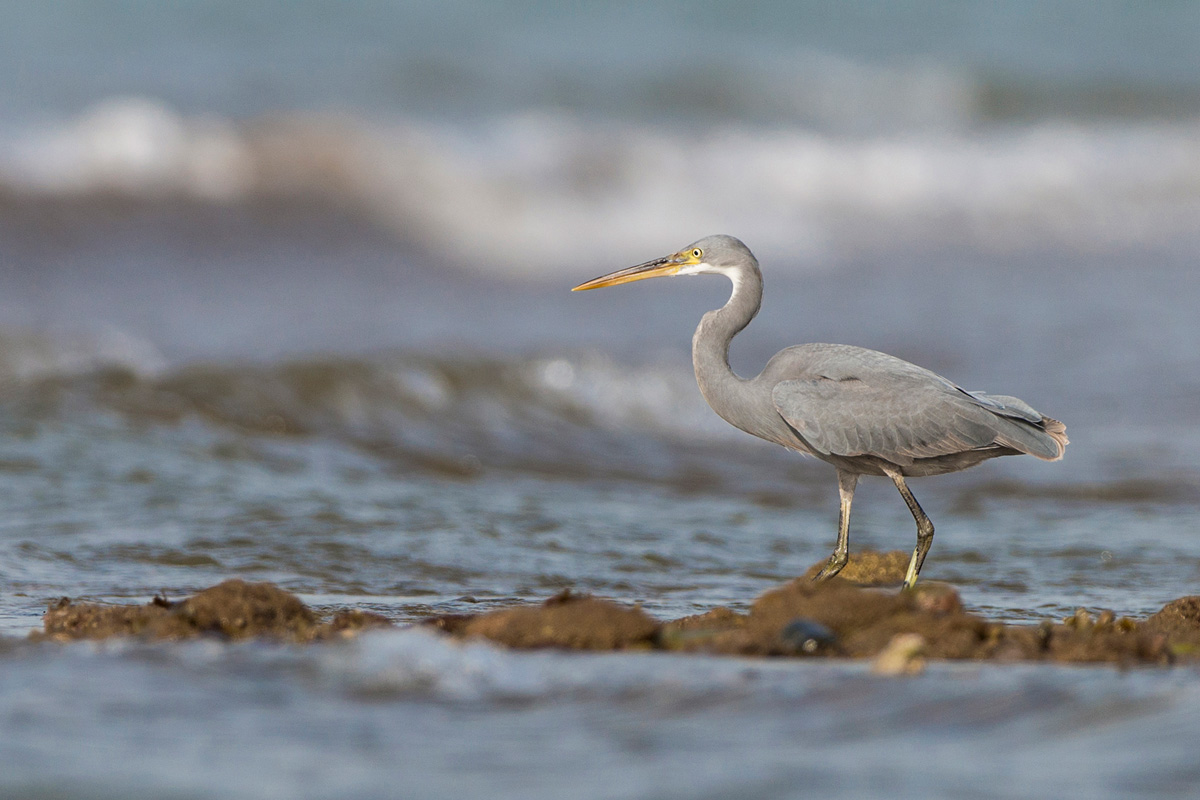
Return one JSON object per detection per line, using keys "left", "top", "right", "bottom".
{"left": 993, "top": 413, "right": 1068, "bottom": 461}
{"left": 1038, "top": 415, "right": 1069, "bottom": 460}
{"left": 964, "top": 389, "right": 1068, "bottom": 461}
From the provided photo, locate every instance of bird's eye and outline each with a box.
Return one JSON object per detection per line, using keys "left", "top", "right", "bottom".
{"left": 691, "top": 248, "right": 703, "bottom": 259}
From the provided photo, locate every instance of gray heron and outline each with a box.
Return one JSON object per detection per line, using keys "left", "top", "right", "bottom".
{"left": 573, "top": 235, "right": 1067, "bottom": 588}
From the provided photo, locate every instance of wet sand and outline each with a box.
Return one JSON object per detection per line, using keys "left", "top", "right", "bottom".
{"left": 34, "top": 551, "right": 1200, "bottom": 667}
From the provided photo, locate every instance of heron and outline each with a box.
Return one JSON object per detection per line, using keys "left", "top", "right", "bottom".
{"left": 573, "top": 235, "right": 1067, "bottom": 588}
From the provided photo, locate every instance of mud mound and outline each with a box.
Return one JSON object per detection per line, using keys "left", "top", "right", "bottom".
{"left": 1141, "top": 595, "right": 1200, "bottom": 658}
{"left": 434, "top": 552, "right": 1181, "bottom": 666}
{"left": 735, "top": 577, "right": 987, "bottom": 659}
{"left": 800, "top": 549, "right": 911, "bottom": 585}
{"left": 37, "top": 579, "right": 393, "bottom": 643}
{"left": 653, "top": 557, "right": 1173, "bottom": 665}
{"left": 29, "top": 556, "right": 1200, "bottom": 666}
{"left": 654, "top": 577, "right": 982, "bottom": 659}
{"left": 457, "top": 590, "right": 658, "bottom": 650}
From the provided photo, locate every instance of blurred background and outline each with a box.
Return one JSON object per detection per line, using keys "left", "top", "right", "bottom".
{"left": 5, "top": 0, "right": 1200, "bottom": 274}
{"left": 4, "top": 4, "right": 1200, "bottom": 798}
{"left": 2, "top": 0, "right": 1200, "bottom": 620}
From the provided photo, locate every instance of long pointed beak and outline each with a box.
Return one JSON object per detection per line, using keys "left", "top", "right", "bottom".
{"left": 571, "top": 256, "right": 681, "bottom": 291}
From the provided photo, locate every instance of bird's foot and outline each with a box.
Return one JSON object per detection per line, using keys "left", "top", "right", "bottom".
{"left": 812, "top": 553, "right": 847, "bottom": 582}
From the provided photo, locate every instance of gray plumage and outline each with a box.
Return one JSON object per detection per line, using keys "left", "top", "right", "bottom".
{"left": 574, "top": 234, "right": 1067, "bottom": 587}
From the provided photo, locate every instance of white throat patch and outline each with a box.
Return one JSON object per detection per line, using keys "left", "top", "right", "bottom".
{"left": 678, "top": 262, "right": 743, "bottom": 293}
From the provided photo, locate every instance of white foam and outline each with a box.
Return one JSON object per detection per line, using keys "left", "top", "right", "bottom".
{"left": 526, "top": 353, "right": 729, "bottom": 440}
{"left": 0, "top": 326, "right": 167, "bottom": 383}
{"left": 4, "top": 99, "right": 1200, "bottom": 275}
{"left": 4, "top": 98, "right": 252, "bottom": 199}
{"left": 318, "top": 626, "right": 805, "bottom": 703}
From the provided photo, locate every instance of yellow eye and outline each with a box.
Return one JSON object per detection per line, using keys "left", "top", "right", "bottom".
{"left": 691, "top": 248, "right": 703, "bottom": 259}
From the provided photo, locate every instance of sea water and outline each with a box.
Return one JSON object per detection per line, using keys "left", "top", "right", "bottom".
{"left": 2, "top": 3, "right": 1200, "bottom": 798}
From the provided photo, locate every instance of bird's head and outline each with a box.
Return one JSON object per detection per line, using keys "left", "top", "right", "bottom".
{"left": 572, "top": 234, "right": 757, "bottom": 291}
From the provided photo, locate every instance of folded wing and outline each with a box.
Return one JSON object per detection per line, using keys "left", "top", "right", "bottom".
{"left": 771, "top": 369, "right": 1066, "bottom": 465}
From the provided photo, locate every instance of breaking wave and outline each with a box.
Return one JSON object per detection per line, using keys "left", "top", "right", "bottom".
{"left": 0, "top": 329, "right": 779, "bottom": 487}
{"left": 4, "top": 99, "right": 1200, "bottom": 275}
{"left": 3, "top": 327, "right": 1198, "bottom": 505}
{"left": 0, "top": 327, "right": 166, "bottom": 384}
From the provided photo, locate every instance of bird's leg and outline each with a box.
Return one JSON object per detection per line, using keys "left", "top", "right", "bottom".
{"left": 813, "top": 470, "right": 858, "bottom": 582}
{"left": 881, "top": 466, "right": 935, "bottom": 589}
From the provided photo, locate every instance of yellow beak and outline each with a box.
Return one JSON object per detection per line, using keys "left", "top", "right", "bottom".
{"left": 572, "top": 253, "right": 688, "bottom": 291}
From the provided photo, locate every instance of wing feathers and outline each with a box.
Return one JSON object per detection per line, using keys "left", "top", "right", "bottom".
{"left": 773, "top": 372, "right": 1066, "bottom": 464}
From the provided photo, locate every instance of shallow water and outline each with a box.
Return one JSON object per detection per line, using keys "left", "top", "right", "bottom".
{"left": 0, "top": 201, "right": 1196, "bottom": 628}
{"left": 4, "top": 634, "right": 1200, "bottom": 800}
{"left": 4, "top": 3, "right": 1200, "bottom": 797}
{"left": 1, "top": 197, "right": 1199, "bottom": 797}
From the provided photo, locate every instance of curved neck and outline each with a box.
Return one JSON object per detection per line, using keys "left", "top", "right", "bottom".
{"left": 692, "top": 264, "right": 763, "bottom": 431}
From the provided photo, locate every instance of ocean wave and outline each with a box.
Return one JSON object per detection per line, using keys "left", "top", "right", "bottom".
{"left": 0, "top": 327, "right": 166, "bottom": 384}
{"left": 0, "top": 339, "right": 760, "bottom": 483}
{"left": 4, "top": 330, "right": 1197, "bottom": 506}
{"left": 4, "top": 99, "right": 1200, "bottom": 275}
{"left": 322, "top": 627, "right": 786, "bottom": 703}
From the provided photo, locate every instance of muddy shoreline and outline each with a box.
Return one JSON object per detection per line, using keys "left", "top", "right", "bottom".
{"left": 29, "top": 551, "right": 1200, "bottom": 668}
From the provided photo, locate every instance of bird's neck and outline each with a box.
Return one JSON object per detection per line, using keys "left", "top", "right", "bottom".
{"left": 692, "top": 265, "right": 763, "bottom": 431}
